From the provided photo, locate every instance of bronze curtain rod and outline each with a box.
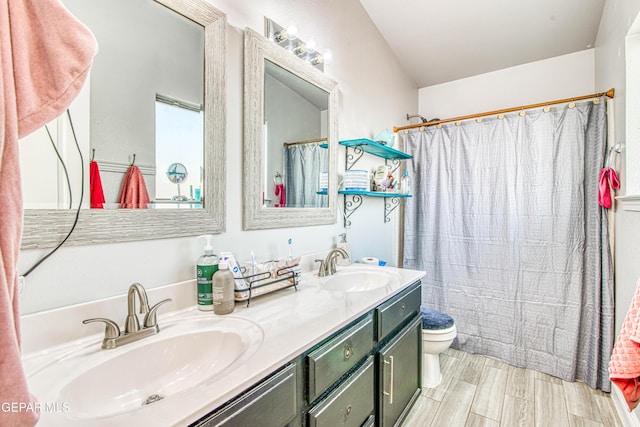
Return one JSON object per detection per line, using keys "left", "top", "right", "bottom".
{"left": 394, "top": 88, "right": 615, "bottom": 133}
{"left": 283, "top": 137, "right": 327, "bottom": 147}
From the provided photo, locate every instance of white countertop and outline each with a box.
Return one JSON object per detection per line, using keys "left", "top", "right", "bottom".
{"left": 21, "top": 265, "right": 425, "bottom": 426}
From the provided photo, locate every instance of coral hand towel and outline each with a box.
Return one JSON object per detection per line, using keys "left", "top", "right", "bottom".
{"left": 90, "top": 160, "right": 105, "bottom": 208}
{"left": 609, "top": 278, "right": 640, "bottom": 411}
{"left": 1, "top": 0, "right": 97, "bottom": 425}
{"left": 118, "top": 165, "right": 150, "bottom": 209}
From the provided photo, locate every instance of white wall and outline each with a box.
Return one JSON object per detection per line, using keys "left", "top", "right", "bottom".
{"left": 17, "top": 0, "right": 417, "bottom": 314}
{"left": 595, "top": 0, "right": 640, "bottom": 423}
{"left": 418, "top": 49, "right": 595, "bottom": 120}
{"left": 595, "top": 0, "right": 640, "bottom": 335}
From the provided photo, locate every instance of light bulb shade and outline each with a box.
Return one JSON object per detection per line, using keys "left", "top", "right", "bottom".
{"left": 274, "top": 29, "right": 288, "bottom": 42}
{"left": 293, "top": 43, "right": 307, "bottom": 56}
{"left": 285, "top": 23, "right": 299, "bottom": 40}
{"left": 320, "top": 48, "right": 333, "bottom": 65}
{"left": 305, "top": 37, "right": 318, "bottom": 52}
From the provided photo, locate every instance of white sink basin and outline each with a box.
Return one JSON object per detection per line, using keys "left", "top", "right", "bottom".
{"left": 321, "top": 266, "right": 401, "bottom": 292}
{"left": 28, "top": 315, "right": 263, "bottom": 421}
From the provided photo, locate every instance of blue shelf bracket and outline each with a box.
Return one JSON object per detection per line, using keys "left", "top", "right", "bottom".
{"left": 384, "top": 196, "right": 401, "bottom": 223}
{"left": 343, "top": 193, "right": 363, "bottom": 228}
{"left": 385, "top": 158, "right": 401, "bottom": 176}
{"left": 345, "top": 146, "right": 364, "bottom": 170}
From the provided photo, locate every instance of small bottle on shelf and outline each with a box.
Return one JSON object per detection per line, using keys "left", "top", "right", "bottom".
{"left": 401, "top": 170, "right": 411, "bottom": 195}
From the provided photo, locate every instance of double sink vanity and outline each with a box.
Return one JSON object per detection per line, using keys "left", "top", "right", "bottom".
{"left": 21, "top": 264, "right": 425, "bottom": 426}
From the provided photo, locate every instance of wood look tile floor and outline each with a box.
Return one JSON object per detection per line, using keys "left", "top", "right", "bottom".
{"left": 402, "top": 348, "right": 623, "bottom": 427}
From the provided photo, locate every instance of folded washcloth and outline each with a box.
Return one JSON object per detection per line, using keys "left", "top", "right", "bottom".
{"left": 421, "top": 306, "right": 455, "bottom": 330}
{"left": 609, "top": 278, "right": 640, "bottom": 411}
{"left": 90, "top": 160, "right": 105, "bottom": 208}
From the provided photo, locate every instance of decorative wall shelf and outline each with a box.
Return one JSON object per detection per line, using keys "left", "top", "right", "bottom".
{"left": 339, "top": 190, "right": 411, "bottom": 226}
{"left": 338, "top": 139, "right": 413, "bottom": 227}
{"left": 339, "top": 138, "right": 412, "bottom": 175}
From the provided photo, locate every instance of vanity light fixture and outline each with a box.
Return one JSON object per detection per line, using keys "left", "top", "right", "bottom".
{"left": 265, "top": 18, "right": 332, "bottom": 71}
{"left": 311, "top": 48, "right": 333, "bottom": 66}
{"left": 273, "top": 22, "right": 298, "bottom": 42}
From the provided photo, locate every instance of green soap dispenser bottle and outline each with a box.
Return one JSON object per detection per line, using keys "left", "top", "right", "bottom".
{"left": 197, "top": 235, "right": 219, "bottom": 311}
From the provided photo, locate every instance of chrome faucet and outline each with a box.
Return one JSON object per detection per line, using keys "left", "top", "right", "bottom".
{"left": 316, "top": 248, "right": 349, "bottom": 277}
{"left": 125, "top": 282, "right": 150, "bottom": 334}
{"left": 83, "top": 283, "right": 172, "bottom": 350}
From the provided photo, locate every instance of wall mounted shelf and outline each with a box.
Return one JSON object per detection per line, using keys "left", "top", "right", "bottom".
{"left": 337, "top": 139, "right": 413, "bottom": 227}
{"left": 339, "top": 190, "right": 411, "bottom": 226}
{"left": 339, "top": 138, "right": 412, "bottom": 176}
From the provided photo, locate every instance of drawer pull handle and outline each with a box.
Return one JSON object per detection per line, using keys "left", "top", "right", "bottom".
{"left": 401, "top": 303, "right": 406, "bottom": 311}
{"left": 344, "top": 344, "right": 352, "bottom": 360}
{"left": 383, "top": 356, "right": 394, "bottom": 404}
{"left": 344, "top": 404, "right": 352, "bottom": 418}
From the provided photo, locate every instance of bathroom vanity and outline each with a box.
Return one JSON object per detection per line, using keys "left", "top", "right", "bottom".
{"left": 193, "top": 280, "right": 422, "bottom": 427}
{"left": 20, "top": 265, "right": 424, "bottom": 426}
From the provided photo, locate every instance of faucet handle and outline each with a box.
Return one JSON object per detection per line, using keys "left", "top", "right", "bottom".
{"left": 143, "top": 299, "right": 172, "bottom": 329}
{"left": 83, "top": 318, "right": 121, "bottom": 339}
{"left": 315, "top": 259, "right": 328, "bottom": 277}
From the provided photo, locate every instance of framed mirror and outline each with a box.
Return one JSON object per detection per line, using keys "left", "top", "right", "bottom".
{"left": 243, "top": 28, "right": 338, "bottom": 230}
{"left": 20, "top": 0, "right": 226, "bottom": 249}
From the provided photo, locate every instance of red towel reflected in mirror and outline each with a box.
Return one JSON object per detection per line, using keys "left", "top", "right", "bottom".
{"left": 89, "top": 161, "right": 105, "bottom": 208}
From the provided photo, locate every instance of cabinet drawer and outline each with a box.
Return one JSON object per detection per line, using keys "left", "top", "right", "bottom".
{"left": 308, "top": 357, "right": 374, "bottom": 427}
{"left": 195, "top": 363, "right": 297, "bottom": 427}
{"left": 307, "top": 313, "right": 374, "bottom": 402}
{"left": 376, "top": 281, "right": 421, "bottom": 341}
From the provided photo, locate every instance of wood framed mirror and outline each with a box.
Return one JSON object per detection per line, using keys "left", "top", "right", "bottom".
{"left": 243, "top": 28, "right": 338, "bottom": 230}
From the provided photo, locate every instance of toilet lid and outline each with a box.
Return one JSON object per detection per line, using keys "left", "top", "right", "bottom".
{"left": 421, "top": 306, "right": 455, "bottom": 330}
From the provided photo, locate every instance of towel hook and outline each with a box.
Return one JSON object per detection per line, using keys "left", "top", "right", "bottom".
{"left": 130, "top": 153, "right": 136, "bottom": 166}
{"left": 90, "top": 148, "right": 95, "bottom": 162}
{"left": 606, "top": 143, "right": 624, "bottom": 168}
{"left": 274, "top": 171, "right": 282, "bottom": 186}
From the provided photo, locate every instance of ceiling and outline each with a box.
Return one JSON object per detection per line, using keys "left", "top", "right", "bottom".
{"left": 359, "top": 0, "right": 607, "bottom": 88}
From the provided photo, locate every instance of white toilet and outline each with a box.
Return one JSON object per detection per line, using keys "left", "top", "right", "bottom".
{"left": 421, "top": 307, "right": 457, "bottom": 388}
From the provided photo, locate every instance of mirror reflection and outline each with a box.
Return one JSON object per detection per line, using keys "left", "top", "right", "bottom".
{"left": 243, "top": 28, "right": 337, "bottom": 230}
{"left": 19, "top": 0, "right": 204, "bottom": 210}
{"left": 264, "top": 60, "right": 329, "bottom": 208}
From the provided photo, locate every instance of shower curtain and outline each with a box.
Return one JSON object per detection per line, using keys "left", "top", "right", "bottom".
{"left": 403, "top": 97, "right": 614, "bottom": 391}
{"left": 284, "top": 143, "right": 327, "bottom": 208}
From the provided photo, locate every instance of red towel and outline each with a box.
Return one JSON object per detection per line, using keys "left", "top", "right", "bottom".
{"left": 598, "top": 167, "right": 620, "bottom": 209}
{"left": 1, "top": 0, "right": 97, "bottom": 425}
{"left": 118, "top": 165, "right": 150, "bottom": 209}
{"left": 609, "top": 278, "right": 640, "bottom": 411}
{"left": 89, "top": 161, "right": 105, "bottom": 208}
{"left": 274, "top": 183, "right": 285, "bottom": 208}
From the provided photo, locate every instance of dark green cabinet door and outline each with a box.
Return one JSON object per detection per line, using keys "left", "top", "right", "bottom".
{"left": 377, "top": 317, "right": 421, "bottom": 427}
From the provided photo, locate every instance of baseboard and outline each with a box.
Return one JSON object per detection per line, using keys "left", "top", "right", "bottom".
{"left": 611, "top": 383, "right": 640, "bottom": 427}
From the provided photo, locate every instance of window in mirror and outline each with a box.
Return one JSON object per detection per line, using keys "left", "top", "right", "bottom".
{"left": 155, "top": 96, "right": 204, "bottom": 208}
